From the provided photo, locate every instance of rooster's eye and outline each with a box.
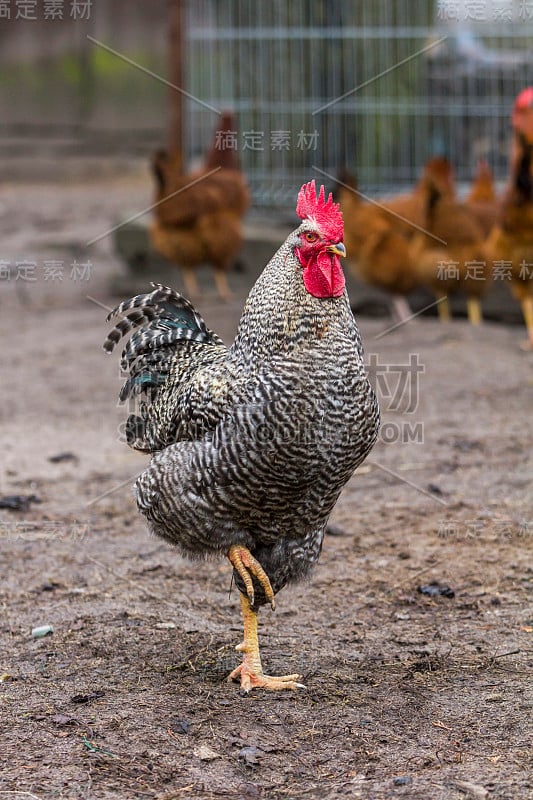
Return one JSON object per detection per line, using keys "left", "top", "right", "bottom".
{"left": 304, "top": 232, "right": 319, "bottom": 243}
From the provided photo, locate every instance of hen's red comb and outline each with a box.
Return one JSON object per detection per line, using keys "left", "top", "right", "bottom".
{"left": 296, "top": 180, "right": 343, "bottom": 241}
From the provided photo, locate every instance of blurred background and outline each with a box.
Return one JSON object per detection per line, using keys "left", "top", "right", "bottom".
{"left": 1, "top": 0, "right": 532, "bottom": 204}
{"left": 0, "top": 0, "right": 532, "bottom": 326}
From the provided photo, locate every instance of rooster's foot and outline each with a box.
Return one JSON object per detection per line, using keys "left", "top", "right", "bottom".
{"left": 228, "top": 545, "right": 275, "bottom": 610}
{"left": 228, "top": 593, "right": 305, "bottom": 692}
{"left": 228, "top": 660, "right": 305, "bottom": 692}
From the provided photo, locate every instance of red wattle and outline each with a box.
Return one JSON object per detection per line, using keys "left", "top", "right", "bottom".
{"left": 302, "top": 251, "right": 345, "bottom": 298}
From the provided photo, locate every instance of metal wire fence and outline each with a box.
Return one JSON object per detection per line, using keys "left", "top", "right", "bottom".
{"left": 186, "top": 0, "right": 533, "bottom": 204}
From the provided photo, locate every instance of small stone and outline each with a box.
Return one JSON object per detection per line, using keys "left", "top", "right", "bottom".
{"left": 325, "top": 524, "right": 347, "bottom": 536}
{"left": 52, "top": 713, "right": 77, "bottom": 726}
{"left": 194, "top": 744, "right": 220, "bottom": 761}
{"left": 70, "top": 691, "right": 105, "bottom": 704}
{"left": 40, "top": 582, "right": 61, "bottom": 592}
{"left": 238, "top": 745, "right": 264, "bottom": 766}
{"left": 393, "top": 775, "right": 412, "bottom": 786}
{"left": 238, "top": 782, "right": 261, "bottom": 799}
{"left": 453, "top": 780, "right": 488, "bottom": 799}
{"left": 48, "top": 452, "right": 78, "bottom": 463}
{"left": 0, "top": 494, "right": 41, "bottom": 511}
{"left": 418, "top": 583, "right": 455, "bottom": 598}
{"left": 31, "top": 625, "right": 54, "bottom": 638}
{"left": 171, "top": 719, "right": 190, "bottom": 734}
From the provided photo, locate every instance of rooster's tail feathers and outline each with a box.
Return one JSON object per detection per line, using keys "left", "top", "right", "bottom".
{"left": 104, "top": 283, "right": 223, "bottom": 368}
{"left": 104, "top": 283, "right": 224, "bottom": 409}
{"left": 105, "top": 283, "right": 213, "bottom": 346}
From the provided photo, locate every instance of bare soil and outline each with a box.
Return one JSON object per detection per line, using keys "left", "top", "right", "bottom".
{"left": 0, "top": 176, "right": 532, "bottom": 800}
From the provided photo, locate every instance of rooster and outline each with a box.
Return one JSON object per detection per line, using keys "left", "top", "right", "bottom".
{"left": 150, "top": 112, "right": 250, "bottom": 301}
{"left": 104, "top": 181, "right": 379, "bottom": 692}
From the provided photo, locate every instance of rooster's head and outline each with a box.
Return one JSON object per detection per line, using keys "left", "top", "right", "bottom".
{"left": 292, "top": 180, "right": 346, "bottom": 299}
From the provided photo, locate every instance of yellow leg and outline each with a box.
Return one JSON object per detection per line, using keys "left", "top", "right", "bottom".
{"left": 213, "top": 269, "right": 233, "bottom": 302}
{"left": 521, "top": 296, "right": 533, "bottom": 350}
{"left": 228, "top": 544, "right": 275, "bottom": 610}
{"left": 467, "top": 296, "right": 482, "bottom": 325}
{"left": 182, "top": 266, "right": 199, "bottom": 299}
{"left": 437, "top": 294, "right": 451, "bottom": 322}
{"left": 227, "top": 594, "right": 305, "bottom": 692}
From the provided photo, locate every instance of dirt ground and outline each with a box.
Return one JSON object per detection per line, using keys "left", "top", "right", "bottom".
{"left": 0, "top": 175, "right": 532, "bottom": 800}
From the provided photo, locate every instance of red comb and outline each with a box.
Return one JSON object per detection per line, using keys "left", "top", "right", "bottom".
{"left": 296, "top": 180, "right": 343, "bottom": 242}
{"left": 513, "top": 87, "right": 533, "bottom": 125}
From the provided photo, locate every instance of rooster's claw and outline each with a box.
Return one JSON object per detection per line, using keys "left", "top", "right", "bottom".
{"left": 228, "top": 661, "right": 305, "bottom": 692}
{"left": 228, "top": 545, "right": 275, "bottom": 610}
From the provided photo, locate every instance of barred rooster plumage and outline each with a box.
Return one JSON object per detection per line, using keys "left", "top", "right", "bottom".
{"left": 104, "top": 181, "right": 379, "bottom": 691}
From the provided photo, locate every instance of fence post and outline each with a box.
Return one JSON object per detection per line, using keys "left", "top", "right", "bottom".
{"left": 168, "top": 0, "right": 185, "bottom": 164}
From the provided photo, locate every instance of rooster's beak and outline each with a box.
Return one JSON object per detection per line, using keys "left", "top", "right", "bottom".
{"left": 327, "top": 242, "right": 346, "bottom": 258}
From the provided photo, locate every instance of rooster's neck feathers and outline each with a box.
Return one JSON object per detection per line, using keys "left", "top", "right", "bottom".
{"left": 231, "top": 235, "right": 355, "bottom": 362}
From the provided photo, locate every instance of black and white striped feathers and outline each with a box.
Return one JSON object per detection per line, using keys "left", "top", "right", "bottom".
{"left": 104, "top": 283, "right": 223, "bottom": 367}
{"left": 104, "top": 283, "right": 226, "bottom": 451}
{"left": 104, "top": 231, "right": 380, "bottom": 607}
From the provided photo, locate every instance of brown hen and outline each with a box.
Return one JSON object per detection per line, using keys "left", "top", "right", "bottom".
{"left": 409, "top": 159, "right": 491, "bottom": 324}
{"left": 465, "top": 159, "right": 498, "bottom": 237}
{"left": 150, "top": 112, "right": 250, "bottom": 300}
